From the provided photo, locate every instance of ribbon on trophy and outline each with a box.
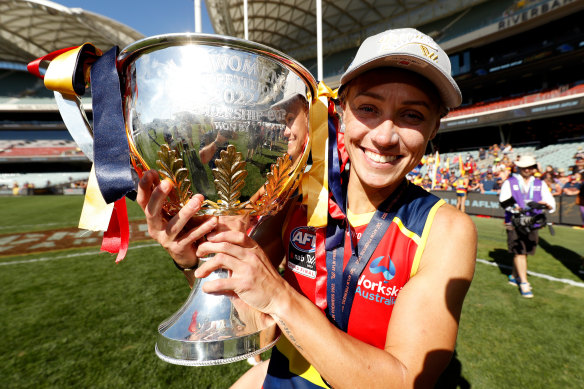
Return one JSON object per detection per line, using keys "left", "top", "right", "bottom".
{"left": 301, "top": 81, "right": 350, "bottom": 310}
{"left": 28, "top": 44, "right": 135, "bottom": 262}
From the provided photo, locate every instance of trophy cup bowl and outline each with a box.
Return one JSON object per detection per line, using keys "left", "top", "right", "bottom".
{"left": 117, "top": 33, "right": 316, "bottom": 365}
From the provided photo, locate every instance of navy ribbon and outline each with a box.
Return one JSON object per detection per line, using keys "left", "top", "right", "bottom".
{"left": 325, "top": 181, "right": 407, "bottom": 331}
{"left": 325, "top": 113, "right": 346, "bottom": 251}
{"left": 91, "top": 47, "right": 136, "bottom": 203}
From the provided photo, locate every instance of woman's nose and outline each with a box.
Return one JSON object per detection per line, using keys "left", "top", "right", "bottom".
{"left": 372, "top": 119, "right": 399, "bottom": 148}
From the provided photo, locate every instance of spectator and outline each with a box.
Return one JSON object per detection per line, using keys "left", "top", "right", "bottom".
{"left": 479, "top": 147, "right": 486, "bottom": 160}
{"left": 455, "top": 175, "right": 469, "bottom": 212}
{"left": 480, "top": 171, "right": 500, "bottom": 194}
{"left": 563, "top": 173, "right": 580, "bottom": 196}
{"left": 573, "top": 171, "right": 584, "bottom": 274}
{"left": 542, "top": 171, "right": 562, "bottom": 196}
{"left": 557, "top": 168, "right": 569, "bottom": 187}
{"left": 468, "top": 173, "right": 481, "bottom": 192}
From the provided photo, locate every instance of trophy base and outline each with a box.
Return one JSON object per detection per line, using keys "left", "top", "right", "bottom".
{"left": 155, "top": 328, "right": 280, "bottom": 366}
{"left": 154, "top": 266, "right": 280, "bottom": 366}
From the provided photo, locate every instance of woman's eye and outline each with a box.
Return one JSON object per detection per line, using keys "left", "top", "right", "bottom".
{"left": 285, "top": 114, "right": 296, "bottom": 126}
{"left": 403, "top": 111, "right": 424, "bottom": 121}
{"left": 357, "top": 105, "right": 377, "bottom": 114}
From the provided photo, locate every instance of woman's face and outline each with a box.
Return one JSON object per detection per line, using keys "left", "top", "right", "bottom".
{"left": 282, "top": 97, "right": 309, "bottom": 161}
{"left": 341, "top": 68, "right": 441, "bottom": 196}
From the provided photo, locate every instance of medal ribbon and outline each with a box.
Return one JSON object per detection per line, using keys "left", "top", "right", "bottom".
{"left": 326, "top": 181, "right": 407, "bottom": 331}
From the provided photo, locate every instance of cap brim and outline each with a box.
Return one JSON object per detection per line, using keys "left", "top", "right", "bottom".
{"left": 340, "top": 53, "right": 462, "bottom": 108}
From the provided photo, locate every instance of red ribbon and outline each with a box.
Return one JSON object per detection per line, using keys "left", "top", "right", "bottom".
{"left": 27, "top": 46, "right": 80, "bottom": 79}
{"left": 101, "top": 198, "right": 130, "bottom": 263}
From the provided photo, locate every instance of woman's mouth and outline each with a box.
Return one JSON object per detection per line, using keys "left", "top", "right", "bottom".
{"left": 364, "top": 149, "right": 399, "bottom": 163}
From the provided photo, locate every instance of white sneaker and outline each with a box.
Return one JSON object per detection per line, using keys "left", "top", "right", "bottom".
{"left": 247, "top": 356, "right": 261, "bottom": 366}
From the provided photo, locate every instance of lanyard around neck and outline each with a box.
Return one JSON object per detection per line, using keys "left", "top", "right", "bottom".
{"left": 325, "top": 180, "right": 407, "bottom": 331}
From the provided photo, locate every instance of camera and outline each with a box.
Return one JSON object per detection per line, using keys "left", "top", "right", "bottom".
{"left": 500, "top": 198, "right": 553, "bottom": 235}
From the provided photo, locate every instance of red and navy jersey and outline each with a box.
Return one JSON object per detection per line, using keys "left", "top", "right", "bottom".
{"left": 263, "top": 184, "right": 444, "bottom": 389}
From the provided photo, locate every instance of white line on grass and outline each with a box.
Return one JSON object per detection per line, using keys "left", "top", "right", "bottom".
{"left": 476, "top": 258, "right": 584, "bottom": 288}
{"left": 3, "top": 252, "right": 583, "bottom": 288}
{"left": 0, "top": 243, "right": 159, "bottom": 266}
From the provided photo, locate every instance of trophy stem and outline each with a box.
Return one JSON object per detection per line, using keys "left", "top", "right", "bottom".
{"left": 155, "top": 258, "right": 280, "bottom": 366}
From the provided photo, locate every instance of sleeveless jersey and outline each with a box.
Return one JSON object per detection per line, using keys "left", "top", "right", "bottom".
{"left": 455, "top": 179, "right": 468, "bottom": 194}
{"left": 263, "top": 184, "right": 444, "bottom": 389}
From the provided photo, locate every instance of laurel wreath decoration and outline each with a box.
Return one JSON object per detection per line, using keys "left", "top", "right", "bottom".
{"left": 250, "top": 153, "right": 298, "bottom": 216}
{"left": 203, "top": 144, "right": 249, "bottom": 213}
{"left": 156, "top": 144, "right": 193, "bottom": 213}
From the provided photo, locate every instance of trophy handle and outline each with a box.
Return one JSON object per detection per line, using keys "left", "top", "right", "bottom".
{"left": 54, "top": 91, "right": 94, "bottom": 162}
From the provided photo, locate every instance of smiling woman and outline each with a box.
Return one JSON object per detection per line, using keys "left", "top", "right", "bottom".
{"left": 339, "top": 68, "right": 443, "bottom": 213}
{"left": 137, "top": 27, "right": 477, "bottom": 389}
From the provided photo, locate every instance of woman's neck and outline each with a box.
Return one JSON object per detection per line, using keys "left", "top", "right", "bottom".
{"left": 346, "top": 172, "right": 401, "bottom": 214}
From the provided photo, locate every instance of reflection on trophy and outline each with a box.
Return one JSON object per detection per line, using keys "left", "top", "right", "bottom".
{"left": 118, "top": 34, "right": 316, "bottom": 365}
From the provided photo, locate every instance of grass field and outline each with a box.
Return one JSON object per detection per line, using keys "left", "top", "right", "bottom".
{"left": 1, "top": 195, "right": 583, "bottom": 388}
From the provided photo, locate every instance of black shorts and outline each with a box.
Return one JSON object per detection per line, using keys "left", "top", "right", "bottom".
{"left": 506, "top": 224, "right": 539, "bottom": 255}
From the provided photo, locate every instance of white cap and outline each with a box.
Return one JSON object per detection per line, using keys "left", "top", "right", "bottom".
{"left": 515, "top": 155, "right": 537, "bottom": 168}
{"left": 339, "top": 28, "right": 462, "bottom": 108}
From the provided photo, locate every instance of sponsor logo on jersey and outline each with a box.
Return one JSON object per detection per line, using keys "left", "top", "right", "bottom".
{"left": 288, "top": 226, "right": 316, "bottom": 279}
{"left": 355, "top": 256, "right": 400, "bottom": 306}
{"left": 369, "top": 256, "right": 396, "bottom": 283}
{"left": 290, "top": 226, "right": 316, "bottom": 253}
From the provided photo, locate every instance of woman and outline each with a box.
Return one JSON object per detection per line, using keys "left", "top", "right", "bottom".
{"left": 138, "top": 28, "right": 476, "bottom": 388}
{"left": 455, "top": 175, "right": 469, "bottom": 212}
{"left": 542, "top": 171, "right": 562, "bottom": 196}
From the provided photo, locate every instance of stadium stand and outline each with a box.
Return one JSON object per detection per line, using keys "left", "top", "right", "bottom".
{"left": 1, "top": 0, "right": 583, "bottom": 204}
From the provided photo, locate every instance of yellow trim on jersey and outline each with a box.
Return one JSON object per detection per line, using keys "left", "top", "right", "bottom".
{"left": 391, "top": 216, "right": 421, "bottom": 246}
{"left": 275, "top": 337, "right": 329, "bottom": 388}
{"left": 410, "top": 199, "right": 445, "bottom": 278}
{"left": 347, "top": 208, "right": 375, "bottom": 227}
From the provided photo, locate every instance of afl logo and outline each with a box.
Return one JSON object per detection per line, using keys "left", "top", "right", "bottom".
{"left": 290, "top": 226, "right": 316, "bottom": 253}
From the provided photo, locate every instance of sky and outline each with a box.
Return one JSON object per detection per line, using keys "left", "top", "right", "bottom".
{"left": 52, "top": 0, "right": 215, "bottom": 37}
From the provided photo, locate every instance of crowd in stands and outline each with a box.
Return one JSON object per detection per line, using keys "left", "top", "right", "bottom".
{"left": 408, "top": 142, "right": 584, "bottom": 197}
{"left": 2, "top": 176, "right": 88, "bottom": 195}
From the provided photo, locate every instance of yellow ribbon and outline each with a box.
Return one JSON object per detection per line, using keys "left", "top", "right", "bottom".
{"left": 302, "top": 81, "right": 337, "bottom": 228}
{"left": 43, "top": 44, "right": 112, "bottom": 231}
{"left": 79, "top": 165, "right": 115, "bottom": 231}
{"left": 44, "top": 43, "right": 101, "bottom": 96}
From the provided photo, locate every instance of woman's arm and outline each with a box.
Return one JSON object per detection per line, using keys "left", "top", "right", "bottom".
{"left": 196, "top": 203, "right": 476, "bottom": 388}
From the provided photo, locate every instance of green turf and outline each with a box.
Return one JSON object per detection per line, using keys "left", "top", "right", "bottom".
{"left": 0, "top": 195, "right": 146, "bottom": 234}
{"left": 1, "top": 197, "right": 583, "bottom": 388}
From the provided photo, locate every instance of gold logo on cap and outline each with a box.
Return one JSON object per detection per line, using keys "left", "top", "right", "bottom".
{"left": 420, "top": 45, "right": 438, "bottom": 61}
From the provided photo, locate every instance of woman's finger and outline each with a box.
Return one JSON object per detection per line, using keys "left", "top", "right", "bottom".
{"left": 195, "top": 252, "right": 239, "bottom": 278}
{"left": 175, "top": 216, "right": 218, "bottom": 248}
{"left": 145, "top": 178, "right": 173, "bottom": 220}
{"left": 206, "top": 229, "right": 251, "bottom": 247}
{"left": 164, "top": 194, "right": 205, "bottom": 238}
{"left": 136, "top": 170, "right": 160, "bottom": 210}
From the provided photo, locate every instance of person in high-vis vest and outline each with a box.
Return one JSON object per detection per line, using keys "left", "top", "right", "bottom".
{"left": 499, "top": 155, "right": 555, "bottom": 298}
{"left": 137, "top": 28, "right": 476, "bottom": 388}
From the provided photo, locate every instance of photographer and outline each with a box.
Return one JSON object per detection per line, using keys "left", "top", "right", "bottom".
{"left": 499, "top": 155, "right": 555, "bottom": 298}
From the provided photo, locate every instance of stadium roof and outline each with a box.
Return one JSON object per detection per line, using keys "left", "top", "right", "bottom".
{"left": 0, "top": 0, "right": 143, "bottom": 65}
{"left": 206, "top": 0, "right": 489, "bottom": 61}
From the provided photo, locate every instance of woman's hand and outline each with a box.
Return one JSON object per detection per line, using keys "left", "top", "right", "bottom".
{"left": 136, "top": 169, "right": 217, "bottom": 270}
{"left": 194, "top": 224, "right": 287, "bottom": 315}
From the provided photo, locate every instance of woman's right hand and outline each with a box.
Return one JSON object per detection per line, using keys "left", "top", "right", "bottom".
{"left": 136, "top": 170, "right": 217, "bottom": 270}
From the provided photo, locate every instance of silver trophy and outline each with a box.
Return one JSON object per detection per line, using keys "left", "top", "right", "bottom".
{"left": 116, "top": 34, "right": 316, "bottom": 365}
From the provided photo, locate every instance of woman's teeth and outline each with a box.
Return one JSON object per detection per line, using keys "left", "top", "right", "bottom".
{"left": 364, "top": 149, "right": 397, "bottom": 163}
